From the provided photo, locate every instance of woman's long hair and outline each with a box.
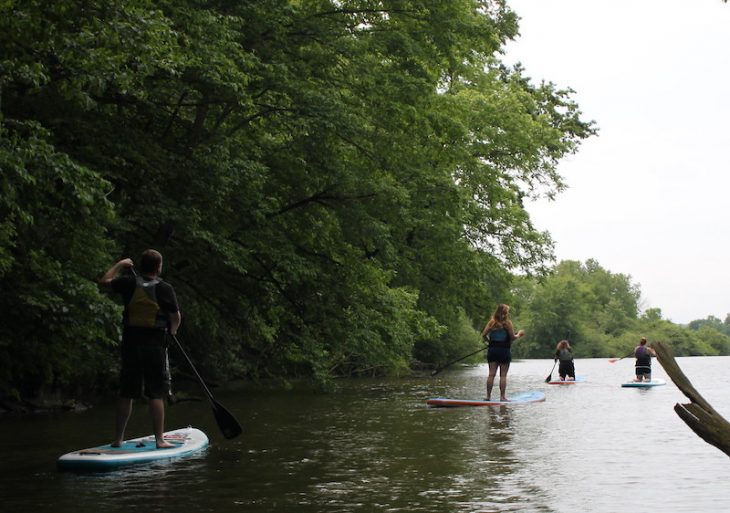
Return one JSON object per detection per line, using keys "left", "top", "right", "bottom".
{"left": 485, "top": 304, "right": 511, "bottom": 331}
{"left": 556, "top": 340, "right": 571, "bottom": 351}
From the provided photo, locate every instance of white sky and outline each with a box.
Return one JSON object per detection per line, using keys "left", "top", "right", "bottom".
{"left": 504, "top": 0, "right": 730, "bottom": 324}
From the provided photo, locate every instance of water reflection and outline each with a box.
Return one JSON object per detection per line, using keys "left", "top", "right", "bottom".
{"left": 5, "top": 358, "right": 730, "bottom": 513}
{"left": 438, "top": 402, "right": 554, "bottom": 513}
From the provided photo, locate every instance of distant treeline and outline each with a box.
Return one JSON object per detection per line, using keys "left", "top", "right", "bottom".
{"left": 11, "top": 1, "right": 719, "bottom": 403}
{"left": 508, "top": 259, "right": 730, "bottom": 360}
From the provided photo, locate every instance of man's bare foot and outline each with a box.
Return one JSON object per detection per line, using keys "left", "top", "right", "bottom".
{"left": 156, "top": 441, "right": 176, "bottom": 449}
{"left": 111, "top": 441, "right": 122, "bottom": 448}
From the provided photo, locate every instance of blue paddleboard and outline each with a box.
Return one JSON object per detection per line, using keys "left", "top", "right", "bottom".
{"left": 427, "top": 390, "right": 545, "bottom": 407}
{"left": 57, "top": 426, "right": 208, "bottom": 472}
{"left": 621, "top": 378, "right": 666, "bottom": 388}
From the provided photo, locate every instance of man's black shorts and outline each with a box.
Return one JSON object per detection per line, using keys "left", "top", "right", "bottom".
{"left": 119, "top": 328, "right": 170, "bottom": 399}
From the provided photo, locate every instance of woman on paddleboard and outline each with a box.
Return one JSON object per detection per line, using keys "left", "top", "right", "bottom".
{"left": 554, "top": 340, "right": 575, "bottom": 381}
{"left": 481, "top": 304, "right": 524, "bottom": 401}
{"left": 634, "top": 336, "right": 656, "bottom": 382}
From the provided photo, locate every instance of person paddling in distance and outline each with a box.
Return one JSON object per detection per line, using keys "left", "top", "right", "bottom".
{"left": 481, "top": 304, "right": 525, "bottom": 401}
{"left": 100, "top": 249, "right": 181, "bottom": 449}
{"left": 554, "top": 340, "right": 575, "bottom": 381}
{"left": 633, "top": 336, "right": 656, "bottom": 382}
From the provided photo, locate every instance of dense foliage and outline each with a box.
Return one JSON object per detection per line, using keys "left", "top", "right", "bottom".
{"left": 510, "top": 260, "right": 730, "bottom": 359}
{"left": 1, "top": 0, "right": 599, "bottom": 399}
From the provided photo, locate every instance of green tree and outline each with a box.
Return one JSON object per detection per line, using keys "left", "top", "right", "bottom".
{"left": 688, "top": 315, "right": 730, "bottom": 336}
{"left": 516, "top": 259, "right": 730, "bottom": 359}
{"left": 641, "top": 308, "right": 663, "bottom": 323}
{"left": 516, "top": 260, "right": 641, "bottom": 357}
{"left": 1, "top": 0, "right": 596, "bottom": 398}
{"left": 0, "top": 0, "right": 189, "bottom": 397}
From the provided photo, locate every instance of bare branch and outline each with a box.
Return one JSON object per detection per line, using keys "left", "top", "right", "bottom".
{"left": 654, "top": 341, "right": 730, "bottom": 457}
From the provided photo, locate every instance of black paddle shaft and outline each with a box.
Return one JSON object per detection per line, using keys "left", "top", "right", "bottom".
{"left": 431, "top": 346, "right": 487, "bottom": 376}
{"left": 545, "top": 360, "right": 558, "bottom": 383}
{"left": 171, "top": 336, "right": 243, "bottom": 440}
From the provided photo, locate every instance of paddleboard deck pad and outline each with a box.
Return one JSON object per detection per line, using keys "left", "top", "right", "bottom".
{"left": 621, "top": 378, "right": 666, "bottom": 388}
{"left": 427, "top": 390, "right": 545, "bottom": 408}
{"left": 547, "top": 376, "right": 586, "bottom": 385}
{"left": 58, "top": 426, "right": 208, "bottom": 471}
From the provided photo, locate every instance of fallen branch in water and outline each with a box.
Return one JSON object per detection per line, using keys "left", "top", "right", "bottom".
{"left": 654, "top": 341, "right": 730, "bottom": 457}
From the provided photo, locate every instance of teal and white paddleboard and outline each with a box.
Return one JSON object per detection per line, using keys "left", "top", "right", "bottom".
{"left": 621, "top": 378, "right": 666, "bottom": 388}
{"left": 427, "top": 390, "right": 545, "bottom": 407}
{"left": 58, "top": 426, "right": 208, "bottom": 472}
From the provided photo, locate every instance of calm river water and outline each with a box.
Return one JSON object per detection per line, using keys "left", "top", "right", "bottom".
{"left": 2, "top": 356, "right": 730, "bottom": 513}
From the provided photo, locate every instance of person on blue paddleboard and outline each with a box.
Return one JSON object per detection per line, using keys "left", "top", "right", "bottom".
{"left": 481, "top": 304, "right": 524, "bottom": 401}
{"left": 633, "top": 336, "right": 656, "bottom": 382}
{"left": 100, "top": 249, "right": 182, "bottom": 449}
{"left": 554, "top": 340, "right": 575, "bottom": 381}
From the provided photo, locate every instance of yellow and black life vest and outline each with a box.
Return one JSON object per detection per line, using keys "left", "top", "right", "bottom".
{"left": 125, "top": 276, "right": 168, "bottom": 330}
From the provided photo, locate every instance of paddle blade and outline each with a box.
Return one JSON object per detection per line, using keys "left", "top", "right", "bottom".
{"left": 544, "top": 373, "right": 552, "bottom": 383}
{"left": 212, "top": 399, "right": 243, "bottom": 440}
{"left": 608, "top": 358, "right": 619, "bottom": 363}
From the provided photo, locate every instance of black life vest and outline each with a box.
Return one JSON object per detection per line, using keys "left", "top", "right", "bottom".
{"left": 125, "top": 276, "right": 168, "bottom": 330}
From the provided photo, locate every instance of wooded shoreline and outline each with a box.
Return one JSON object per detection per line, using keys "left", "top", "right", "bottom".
{"left": 2, "top": 2, "right": 727, "bottom": 403}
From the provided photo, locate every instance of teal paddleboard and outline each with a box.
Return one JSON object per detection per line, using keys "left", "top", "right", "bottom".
{"left": 427, "top": 390, "right": 546, "bottom": 407}
{"left": 57, "top": 426, "right": 208, "bottom": 472}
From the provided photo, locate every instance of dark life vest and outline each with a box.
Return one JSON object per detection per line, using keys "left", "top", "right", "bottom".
{"left": 556, "top": 348, "right": 573, "bottom": 361}
{"left": 635, "top": 345, "right": 651, "bottom": 367}
{"left": 125, "top": 276, "right": 168, "bottom": 330}
{"left": 487, "top": 328, "right": 511, "bottom": 348}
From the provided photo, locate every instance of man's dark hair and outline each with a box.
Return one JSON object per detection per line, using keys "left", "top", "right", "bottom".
{"left": 139, "top": 249, "right": 163, "bottom": 274}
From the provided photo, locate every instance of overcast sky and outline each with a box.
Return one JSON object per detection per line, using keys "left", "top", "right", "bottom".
{"left": 503, "top": 0, "right": 730, "bottom": 324}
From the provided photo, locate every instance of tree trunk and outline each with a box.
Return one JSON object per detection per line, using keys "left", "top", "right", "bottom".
{"left": 653, "top": 341, "right": 730, "bottom": 457}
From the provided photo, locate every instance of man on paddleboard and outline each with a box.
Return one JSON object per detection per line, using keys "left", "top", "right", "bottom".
{"left": 100, "top": 249, "right": 181, "bottom": 449}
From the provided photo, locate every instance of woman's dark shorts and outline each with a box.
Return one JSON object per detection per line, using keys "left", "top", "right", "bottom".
{"left": 487, "top": 346, "right": 512, "bottom": 364}
{"left": 635, "top": 366, "right": 651, "bottom": 377}
{"left": 559, "top": 360, "right": 575, "bottom": 378}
